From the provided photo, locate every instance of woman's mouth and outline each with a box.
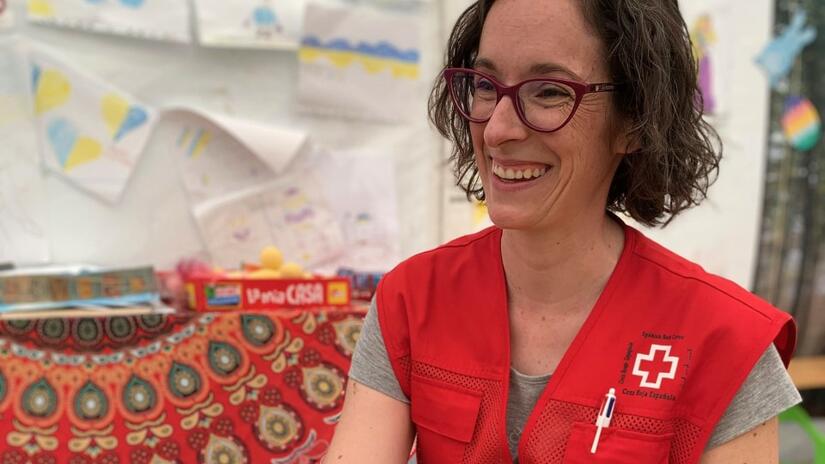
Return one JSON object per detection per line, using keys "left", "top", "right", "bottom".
{"left": 491, "top": 161, "right": 551, "bottom": 183}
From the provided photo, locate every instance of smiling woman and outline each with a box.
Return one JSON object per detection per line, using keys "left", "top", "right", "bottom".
{"left": 324, "top": 1, "right": 801, "bottom": 464}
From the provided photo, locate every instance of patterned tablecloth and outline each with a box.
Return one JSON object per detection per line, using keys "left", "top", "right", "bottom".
{"left": 0, "top": 307, "right": 367, "bottom": 464}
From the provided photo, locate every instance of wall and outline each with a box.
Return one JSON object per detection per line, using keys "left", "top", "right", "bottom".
{"left": 1, "top": 0, "right": 446, "bottom": 269}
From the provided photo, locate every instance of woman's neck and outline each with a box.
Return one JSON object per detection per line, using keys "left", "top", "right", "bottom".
{"left": 500, "top": 212, "right": 626, "bottom": 312}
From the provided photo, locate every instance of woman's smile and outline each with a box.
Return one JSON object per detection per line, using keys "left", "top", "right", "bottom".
{"left": 487, "top": 155, "right": 554, "bottom": 193}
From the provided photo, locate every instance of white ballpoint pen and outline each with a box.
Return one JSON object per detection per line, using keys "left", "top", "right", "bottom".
{"left": 591, "top": 387, "right": 617, "bottom": 454}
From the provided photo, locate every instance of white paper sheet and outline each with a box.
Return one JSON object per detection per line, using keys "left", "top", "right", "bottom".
{"left": 27, "top": 41, "right": 157, "bottom": 203}
{"left": 26, "top": 0, "right": 191, "bottom": 43}
{"left": 194, "top": 0, "right": 305, "bottom": 50}
{"left": 0, "top": 40, "right": 49, "bottom": 264}
{"left": 297, "top": 3, "right": 422, "bottom": 123}
{"left": 313, "top": 148, "right": 400, "bottom": 272}
{"left": 168, "top": 108, "right": 308, "bottom": 206}
{"left": 194, "top": 175, "right": 346, "bottom": 271}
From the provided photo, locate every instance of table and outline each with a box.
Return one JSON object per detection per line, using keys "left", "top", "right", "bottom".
{"left": 0, "top": 306, "right": 367, "bottom": 463}
{"left": 788, "top": 356, "right": 825, "bottom": 390}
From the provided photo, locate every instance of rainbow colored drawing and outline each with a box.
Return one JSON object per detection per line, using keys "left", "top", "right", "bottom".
{"left": 299, "top": 36, "right": 419, "bottom": 79}
{"left": 782, "top": 96, "right": 822, "bottom": 152}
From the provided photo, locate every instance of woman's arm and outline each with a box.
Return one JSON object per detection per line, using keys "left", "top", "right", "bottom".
{"left": 699, "top": 418, "right": 778, "bottom": 464}
{"left": 324, "top": 379, "right": 415, "bottom": 463}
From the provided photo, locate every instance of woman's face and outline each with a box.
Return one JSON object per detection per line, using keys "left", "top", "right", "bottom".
{"left": 470, "top": 0, "right": 628, "bottom": 232}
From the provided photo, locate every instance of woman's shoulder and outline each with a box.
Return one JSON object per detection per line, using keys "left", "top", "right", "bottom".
{"left": 629, "top": 227, "right": 788, "bottom": 325}
{"left": 628, "top": 227, "right": 795, "bottom": 364}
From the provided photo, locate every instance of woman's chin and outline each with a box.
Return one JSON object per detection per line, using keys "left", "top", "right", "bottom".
{"left": 487, "top": 206, "right": 542, "bottom": 231}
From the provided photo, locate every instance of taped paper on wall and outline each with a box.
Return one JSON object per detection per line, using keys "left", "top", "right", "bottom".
{"left": 28, "top": 41, "right": 157, "bottom": 203}
{"left": 297, "top": 3, "right": 422, "bottom": 122}
{"left": 194, "top": 176, "right": 346, "bottom": 270}
{"left": 169, "top": 108, "right": 308, "bottom": 206}
{"left": 314, "top": 148, "right": 400, "bottom": 272}
{"left": 194, "top": 0, "right": 305, "bottom": 50}
{"left": 26, "top": 0, "right": 191, "bottom": 43}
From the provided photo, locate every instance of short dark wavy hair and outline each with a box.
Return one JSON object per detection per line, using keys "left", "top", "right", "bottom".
{"left": 428, "top": 0, "right": 722, "bottom": 227}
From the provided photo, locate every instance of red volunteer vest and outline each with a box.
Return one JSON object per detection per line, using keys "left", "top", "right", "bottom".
{"left": 376, "top": 224, "right": 795, "bottom": 464}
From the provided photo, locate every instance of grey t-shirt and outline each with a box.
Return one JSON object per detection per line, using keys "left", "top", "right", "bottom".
{"left": 349, "top": 301, "right": 801, "bottom": 460}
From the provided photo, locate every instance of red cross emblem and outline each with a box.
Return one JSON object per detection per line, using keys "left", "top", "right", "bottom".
{"left": 632, "top": 344, "right": 679, "bottom": 389}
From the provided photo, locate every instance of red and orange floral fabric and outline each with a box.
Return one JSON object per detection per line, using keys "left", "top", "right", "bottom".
{"left": 0, "top": 307, "right": 366, "bottom": 464}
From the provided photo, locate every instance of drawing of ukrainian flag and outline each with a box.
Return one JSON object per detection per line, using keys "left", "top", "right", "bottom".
{"left": 299, "top": 37, "right": 420, "bottom": 80}
{"left": 177, "top": 127, "right": 212, "bottom": 159}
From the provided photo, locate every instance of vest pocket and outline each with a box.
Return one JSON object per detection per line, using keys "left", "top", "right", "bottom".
{"left": 410, "top": 373, "right": 483, "bottom": 463}
{"left": 562, "top": 421, "right": 673, "bottom": 464}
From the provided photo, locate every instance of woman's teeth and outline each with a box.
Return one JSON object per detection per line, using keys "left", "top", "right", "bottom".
{"left": 492, "top": 164, "right": 548, "bottom": 181}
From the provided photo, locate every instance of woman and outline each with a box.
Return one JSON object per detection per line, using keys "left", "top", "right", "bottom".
{"left": 326, "top": 0, "right": 800, "bottom": 462}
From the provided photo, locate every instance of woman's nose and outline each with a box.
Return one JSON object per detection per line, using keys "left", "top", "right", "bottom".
{"left": 483, "top": 95, "right": 530, "bottom": 148}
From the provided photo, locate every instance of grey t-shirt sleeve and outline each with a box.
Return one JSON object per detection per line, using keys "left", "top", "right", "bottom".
{"left": 348, "top": 298, "right": 410, "bottom": 404}
{"left": 706, "top": 343, "right": 801, "bottom": 449}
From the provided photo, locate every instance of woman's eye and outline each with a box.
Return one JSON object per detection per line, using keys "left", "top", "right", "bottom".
{"left": 535, "top": 86, "right": 568, "bottom": 99}
{"left": 475, "top": 79, "right": 495, "bottom": 92}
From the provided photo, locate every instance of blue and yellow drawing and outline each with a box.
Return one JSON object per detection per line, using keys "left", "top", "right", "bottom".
{"left": 31, "top": 64, "right": 72, "bottom": 114}
{"left": 47, "top": 117, "right": 103, "bottom": 172}
{"left": 299, "top": 36, "right": 420, "bottom": 79}
{"left": 31, "top": 0, "right": 146, "bottom": 15}
{"left": 177, "top": 127, "right": 212, "bottom": 159}
{"left": 101, "top": 93, "right": 148, "bottom": 142}
{"left": 28, "top": 0, "right": 54, "bottom": 17}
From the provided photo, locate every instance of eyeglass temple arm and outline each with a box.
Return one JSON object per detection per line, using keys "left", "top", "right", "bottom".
{"left": 587, "top": 83, "right": 620, "bottom": 93}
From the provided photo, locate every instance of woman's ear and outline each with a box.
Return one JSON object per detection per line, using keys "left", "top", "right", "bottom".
{"left": 613, "top": 117, "right": 641, "bottom": 156}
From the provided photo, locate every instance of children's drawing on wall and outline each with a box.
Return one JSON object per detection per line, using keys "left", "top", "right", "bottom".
{"left": 781, "top": 96, "right": 821, "bottom": 152}
{"left": 174, "top": 120, "right": 270, "bottom": 206}
{"left": 26, "top": 0, "right": 191, "bottom": 43}
{"left": 691, "top": 14, "right": 717, "bottom": 114}
{"left": 246, "top": 1, "right": 282, "bottom": 38}
{"left": 194, "top": 176, "right": 346, "bottom": 271}
{"left": 314, "top": 149, "right": 400, "bottom": 271}
{"left": 194, "top": 0, "right": 304, "bottom": 49}
{"left": 755, "top": 9, "right": 816, "bottom": 90}
{"left": 297, "top": 3, "right": 422, "bottom": 122}
{"left": 168, "top": 109, "right": 308, "bottom": 206}
{"left": 28, "top": 43, "right": 157, "bottom": 203}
